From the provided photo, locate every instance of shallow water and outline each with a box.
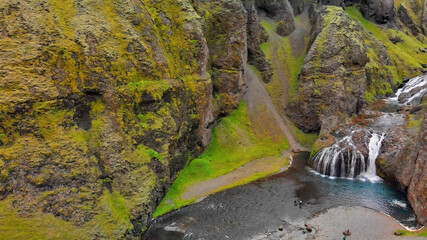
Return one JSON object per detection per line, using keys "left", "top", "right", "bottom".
{"left": 144, "top": 152, "right": 421, "bottom": 240}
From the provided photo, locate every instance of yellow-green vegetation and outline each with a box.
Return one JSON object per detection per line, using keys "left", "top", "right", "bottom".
{"left": 289, "top": 123, "right": 318, "bottom": 148}
{"left": 260, "top": 21, "right": 308, "bottom": 107}
{"left": 0, "top": 0, "right": 214, "bottom": 238}
{"left": 397, "top": 228, "right": 427, "bottom": 237}
{"left": 407, "top": 113, "right": 424, "bottom": 131}
{"left": 346, "top": 6, "right": 427, "bottom": 86}
{"left": 394, "top": 0, "right": 424, "bottom": 23}
{"left": 153, "top": 101, "right": 290, "bottom": 217}
{"left": 0, "top": 191, "right": 133, "bottom": 240}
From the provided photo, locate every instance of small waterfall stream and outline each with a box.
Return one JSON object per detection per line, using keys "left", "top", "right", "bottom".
{"left": 311, "top": 131, "right": 385, "bottom": 180}
{"left": 360, "top": 133, "right": 385, "bottom": 181}
{"left": 310, "top": 75, "right": 427, "bottom": 181}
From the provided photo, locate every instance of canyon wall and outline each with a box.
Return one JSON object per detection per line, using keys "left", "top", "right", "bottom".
{"left": 0, "top": 0, "right": 426, "bottom": 238}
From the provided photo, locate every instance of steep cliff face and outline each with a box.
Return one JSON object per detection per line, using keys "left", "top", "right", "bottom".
{"left": 377, "top": 106, "right": 427, "bottom": 225}
{"left": 288, "top": 4, "right": 426, "bottom": 133}
{"left": 320, "top": 0, "right": 396, "bottom": 24}
{"left": 0, "top": 0, "right": 247, "bottom": 238}
{"left": 1, "top": 0, "right": 426, "bottom": 237}
{"left": 408, "top": 109, "right": 427, "bottom": 226}
{"left": 287, "top": 6, "right": 393, "bottom": 132}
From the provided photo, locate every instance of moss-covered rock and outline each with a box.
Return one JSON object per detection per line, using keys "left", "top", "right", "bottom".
{"left": 287, "top": 6, "right": 426, "bottom": 132}
{"left": 0, "top": 0, "right": 248, "bottom": 238}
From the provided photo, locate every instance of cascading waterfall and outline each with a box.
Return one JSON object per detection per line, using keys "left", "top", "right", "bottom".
{"left": 310, "top": 75, "right": 426, "bottom": 181}
{"left": 392, "top": 75, "right": 427, "bottom": 105}
{"left": 310, "top": 131, "right": 385, "bottom": 180}
{"left": 360, "top": 133, "right": 385, "bottom": 181}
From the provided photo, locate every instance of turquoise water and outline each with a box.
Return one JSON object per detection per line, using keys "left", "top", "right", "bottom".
{"left": 145, "top": 152, "right": 421, "bottom": 239}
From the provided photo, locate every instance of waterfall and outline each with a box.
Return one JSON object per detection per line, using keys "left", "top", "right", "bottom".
{"left": 310, "top": 131, "right": 385, "bottom": 181}
{"left": 393, "top": 75, "right": 427, "bottom": 105}
{"left": 311, "top": 131, "right": 366, "bottom": 178}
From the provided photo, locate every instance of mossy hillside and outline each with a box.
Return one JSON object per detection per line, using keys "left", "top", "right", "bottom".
{"left": 395, "top": 0, "right": 424, "bottom": 24}
{"left": 346, "top": 6, "right": 427, "bottom": 87}
{"left": 0, "top": 190, "right": 139, "bottom": 240}
{"left": 260, "top": 32, "right": 307, "bottom": 108}
{"left": 154, "top": 101, "right": 290, "bottom": 217}
{"left": 0, "top": 0, "right": 241, "bottom": 239}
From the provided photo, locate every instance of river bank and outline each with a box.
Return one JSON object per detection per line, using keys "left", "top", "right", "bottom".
{"left": 144, "top": 152, "right": 421, "bottom": 239}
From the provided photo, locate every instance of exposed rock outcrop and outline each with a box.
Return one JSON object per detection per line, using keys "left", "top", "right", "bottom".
{"left": 377, "top": 107, "right": 427, "bottom": 226}
{"left": 408, "top": 109, "right": 427, "bottom": 226}
{"left": 287, "top": 6, "right": 393, "bottom": 132}
{"left": 0, "top": 0, "right": 247, "bottom": 238}
{"left": 241, "top": 0, "right": 274, "bottom": 82}
{"left": 397, "top": 3, "right": 422, "bottom": 36}
{"left": 320, "top": 0, "right": 396, "bottom": 24}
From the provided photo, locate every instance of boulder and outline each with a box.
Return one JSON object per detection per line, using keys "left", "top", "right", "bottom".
{"left": 287, "top": 6, "right": 392, "bottom": 132}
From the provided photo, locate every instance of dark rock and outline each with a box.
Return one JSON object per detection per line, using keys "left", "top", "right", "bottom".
{"left": 277, "top": 13, "right": 296, "bottom": 36}
{"left": 398, "top": 4, "right": 421, "bottom": 36}
{"left": 409, "top": 105, "right": 423, "bottom": 114}
{"left": 287, "top": 6, "right": 392, "bottom": 132}
{"left": 279, "top": 226, "right": 284, "bottom": 231}
{"left": 319, "top": 0, "right": 395, "bottom": 24}
{"left": 241, "top": 0, "right": 274, "bottom": 82}
{"left": 360, "top": 0, "right": 396, "bottom": 24}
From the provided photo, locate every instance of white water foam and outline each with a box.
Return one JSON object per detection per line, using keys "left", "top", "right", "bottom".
{"left": 394, "top": 75, "right": 427, "bottom": 105}
{"left": 359, "top": 133, "right": 385, "bottom": 182}
{"left": 391, "top": 199, "right": 408, "bottom": 209}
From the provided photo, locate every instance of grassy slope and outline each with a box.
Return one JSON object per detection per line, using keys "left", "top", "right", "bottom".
{"left": 397, "top": 228, "right": 427, "bottom": 237}
{"left": 261, "top": 20, "right": 317, "bottom": 148}
{"left": 153, "top": 101, "right": 290, "bottom": 217}
{"left": 346, "top": 6, "right": 427, "bottom": 85}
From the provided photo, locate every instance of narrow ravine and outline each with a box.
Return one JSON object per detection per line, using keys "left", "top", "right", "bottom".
{"left": 245, "top": 65, "right": 308, "bottom": 152}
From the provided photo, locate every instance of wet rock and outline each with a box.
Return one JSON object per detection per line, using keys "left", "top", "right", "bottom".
{"left": 409, "top": 105, "right": 423, "bottom": 114}
{"left": 407, "top": 110, "right": 427, "bottom": 226}
{"left": 378, "top": 108, "right": 427, "bottom": 226}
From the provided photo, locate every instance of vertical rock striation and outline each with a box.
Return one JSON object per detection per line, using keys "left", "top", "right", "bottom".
{"left": 0, "top": 0, "right": 247, "bottom": 238}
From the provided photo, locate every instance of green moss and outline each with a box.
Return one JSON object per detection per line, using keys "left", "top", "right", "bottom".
{"left": 261, "top": 20, "right": 278, "bottom": 32}
{"left": 125, "top": 79, "right": 171, "bottom": 101}
{"left": 0, "top": 198, "right": 82, "bottom": 240}
{"left": 88, "top": 191, "right": 132, "bottom": 239}
{"left": 397, "top": 228, "right": 427, "bottom": 237}
{"left": 290, "top": 123, "right": 318, "bottom": 148}
{"left": 346, "top": 6, "right": 426, "bottom": 84}
{"left": 153, "top": 100, "right": 290, "bottom": 217}
{"left": 407, "top": 114, "right": 423, "bottom": 131}
{"left": 148, "top": 149, "right": 163, "bottom": 164}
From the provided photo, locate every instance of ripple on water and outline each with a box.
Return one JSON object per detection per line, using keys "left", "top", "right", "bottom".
{"left": 144, "top": 153, "right": 422, "bottom": 240}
